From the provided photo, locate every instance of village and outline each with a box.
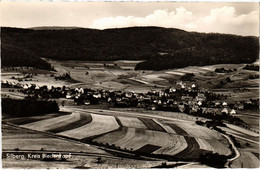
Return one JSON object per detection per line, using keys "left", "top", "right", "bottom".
{"left": 2, "top": 76, "right": 258, "bottom": 128}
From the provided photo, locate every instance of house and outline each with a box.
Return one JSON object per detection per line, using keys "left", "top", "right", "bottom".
{"left": 221, "top": 108, "right": 229, "bottom": 114}
{"left": 125, "top": 92, "right": 133, "bottom": 98}
{"left": 169, "top": 87, "right": 176, "bottom": 93}
{"left": 178, "top": 104, "right": 185, "bottom": 112}
{"left": 78, "top": 87, "right": 84, "bottom": 95}
{"left": 196, "top": 93, "right": 206, "bottom": 102}
{"left": 84, "top": 100, "right": 91, "bottom": 105}
{"left": 159, "top": 91, "right": 165, "bottom": 97}
{"left": 93, "top": 93, "right": 101, "bottom": 98}
{"left": 234, "top": 102, "right": 244, "bottom": 110}
{"left": 66, "top": 93, "right": 73, "bottom": 99}
{"left": 148, "top": 104, "right": 158, "bottom": 111}
{"left": 222, "top": 102, "right": 228, "bottom": 107}
{"left": 35, "top": 85, "right": 40, "bottom": 90}
{"left": 23, "top": 84, "right": 29, "bottom": 89}
{"left": 181, "top": 96, "right": 193, "bottom": 102}
{"left": 166, "top": 99, "right": 174, "bottom": 104}
{"left": 197, "top": 101, "right": 202, "bottom": 106}
{"left": 137, "top": 102, "right": 146, "bottom": 108}
{"left": 116, "top": 97, "right": 122, "bottom": 102}
{"left": 215, "top": 101, "right": 221, "bottom": 107}
{"left": 229, "top": 109, "right": 236, "bottom": 116}
{"left": 191, "top": 105, "right": 199, "bottom": 113}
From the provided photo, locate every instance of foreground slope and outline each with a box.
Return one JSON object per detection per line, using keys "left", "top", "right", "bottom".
{"left": 8, "top": 110, "right": 232, "bottom": 160}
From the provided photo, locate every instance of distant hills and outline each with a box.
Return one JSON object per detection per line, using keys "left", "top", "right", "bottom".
{"left": 1, "top": 27, "right": 259, "bottom": 70}
{"left": 30, "top": 26, "right": 83, "bottom": 30}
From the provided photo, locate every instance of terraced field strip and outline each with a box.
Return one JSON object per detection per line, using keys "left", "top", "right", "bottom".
{"left": 231, "top": 151, "right": 260, "bottom": 168}
{"left": 60, "top": 107, "right": 192, "bottom": 124}
{"left": 117, "top": 116, "right": 147, "bottom": 129}
{"left": 196, "top": 138, "right": 231, "bottom": 156}
{"left": 167, "top": 123, "right": 188, "bottom": 136}
{"left": 195, "top": 138, "right": 213, "bottom": 151}
{"left": 174, "top": 136, "right": 201, "bottom": 159}
{"left": 224, "top": 133, "right": 259, "bottom": 145}
{"left": 153, "top": 119, "right": 177, "bottom": 134}
{"left": 93, "top": 127, "right": 128, "bottom": 145}
{"left": 5, "top": 113, "right": 65, "bottom": 125}
{"left": 174, "top": 122, "right": 222, "bottom": 139}
{"left": 153, "top": 134, "right": 188, "bottom": 156}
{"left": 207, "top": 139, "right": 231, "bottom": 156}
{"left": 21, "top": 112, "right": 87, "bottom": 132}
{"left": 2, "top": 124, "right": 107, "bottom": 154}
{"left": 165, "top": 71, "right": 185, "bottom": 76}
{"left": 218, "top": 126, "right": 258, "bottom": 141}
{"left": 138, "top": 118, "right": 166, "bottom": 132}
{"left": 185, "top": 68, "right": 208, "bottom": 74}
{"left": 95, "top": 123, "right": 188, "bottom": 156}
{"left": 112, "top": 128, "right": 137, "bottom": 149}
{"left": 48, "top": 113, "right": 92, "bottom": 133}
{"left": 176, "top": 69, "right": 196, "bottom": 74}
{"left": 58, "top": 114, "right": 120, "bottom": 139}
{"left": 226, "top": 124, "right": 259, "bottom": 137}
{"left": 136, "top": 144, "right": 161, "bottom": 154}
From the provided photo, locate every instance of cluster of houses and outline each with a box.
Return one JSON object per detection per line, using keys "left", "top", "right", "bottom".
{"left": 2, "top": 79, "right": 259, "bottom": 120}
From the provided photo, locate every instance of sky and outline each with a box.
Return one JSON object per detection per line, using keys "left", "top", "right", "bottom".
{"left": 0, "top": 2, "right": 259, "bottom": 36}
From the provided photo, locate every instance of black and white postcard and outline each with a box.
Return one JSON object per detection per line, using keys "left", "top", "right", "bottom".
{"left": 1, "top": 1, "right": 259, "bottom": 169}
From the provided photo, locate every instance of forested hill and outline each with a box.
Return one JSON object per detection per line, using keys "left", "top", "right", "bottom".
{"left": 1, "top": 27, "right": 259, "bottom": 70}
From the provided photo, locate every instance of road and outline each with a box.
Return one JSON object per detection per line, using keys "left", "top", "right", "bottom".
{"left": 222, "top": 133, "right": 240, "bottom": 168}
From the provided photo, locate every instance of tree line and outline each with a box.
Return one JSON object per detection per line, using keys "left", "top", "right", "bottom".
{"left": 2, "top": 27, "right": 258, "bottom": 70}
{"left": 2, "top": 98, "right": 59, "bottom": 118}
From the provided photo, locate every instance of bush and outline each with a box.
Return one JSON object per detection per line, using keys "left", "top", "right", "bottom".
{"left": 180, "top": 73, "right": 195, "bottom": 81}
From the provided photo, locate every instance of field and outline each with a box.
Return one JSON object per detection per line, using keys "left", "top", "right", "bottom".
{"left": 2, "top": 58, "right": 258, "bottom": 96}
{"left": 2, "top": 59, "right": 259, "bottom": 168}
{"left": 2, "top": 124, "right": 106, "bottom": 154}
{"left": 58, "top": 114, "right": 120, "bottom": 139}
{"left": 231, "top": 151, "right": 259, "bottom": 168}
{"left": 7, "top": 109, "right": 232, "bottom": 160}
{"left": 3, "top": 125, "right": 168, "bottom": 169}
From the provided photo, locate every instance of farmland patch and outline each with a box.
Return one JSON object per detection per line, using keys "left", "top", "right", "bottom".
{"left": 153, "top": 119, "right": 176, "bottom": 134}
{"left": 138, "top": 118, "right": 166, "bottom": 132}
{"left": 174, "top": 122, "right": 222, "bottom": 139}
{"left": 231, "top": 151, "right": 259, "bottom": 168}
{"left": 5, "top": 113, "right": 64, "bottom": 125}
{"left": 174, "top": 136, "right": 201, "bottom": 159}
{"left": 48, "top": 113, "right": 92, "bottom": 133}
{"left": 21, "top": 112, "right": 90, "bottom": 132}
{"left": 2, "top": 124, "right": 107, "bottom": 154}
{"left": 117, "top": 116, "right": 147, "bottom": 129}
{"left": 167, "top": 123, "right": 188, "bottom": 136}
{"left": 136, "top": 144, "right": 161, "bottom": 154}
{"left": 153, "top": 134, "right": 188, "bottom": 156}
{"left": 58, "top": 114, "right": 120, "bottom": 139}
{"left": 93, "top": 127, "right": 128, "bottom": 145}
{"left": 196, "top": 138, "right": 231, "bottom": 156}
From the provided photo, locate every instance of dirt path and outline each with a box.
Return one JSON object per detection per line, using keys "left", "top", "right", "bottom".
{"left": 222, "top": 133, "right": 240, "bottom": 168}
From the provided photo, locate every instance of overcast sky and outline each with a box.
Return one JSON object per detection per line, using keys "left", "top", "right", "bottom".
{"left": 0, "top": 2, "right": 259, "bottom": 36}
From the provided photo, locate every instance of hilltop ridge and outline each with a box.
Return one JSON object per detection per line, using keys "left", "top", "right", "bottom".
{"left": 1, "top": 26, "right": 258, "bottom": 70}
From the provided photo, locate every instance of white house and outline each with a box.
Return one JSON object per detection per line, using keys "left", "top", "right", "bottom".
{"left": 230, "top": 109, "right": 236, "bottom": 116}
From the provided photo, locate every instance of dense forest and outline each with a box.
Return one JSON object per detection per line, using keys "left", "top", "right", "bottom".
{"left": 1, "top": 27, "right": 258, "bottom": 70}
{"left": 2, "top": 98, "right": 59, "bottom": 118}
